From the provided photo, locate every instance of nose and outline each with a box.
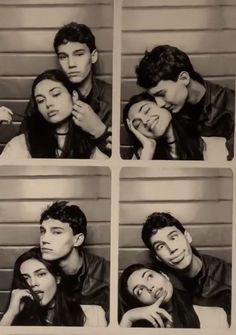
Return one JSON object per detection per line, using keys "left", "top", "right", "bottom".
{"left": 155, "top": 96, "right": 165, "bottom": 108}
{"left": 40, "top": 231, "right": 50, "bottom": 245}
{"left": 45, "top": 97, "right": 54, "bottom": 109}
{"left": 29, "top": 276, "right": 39, "bottom": 288}
{"left": 166, "top": 243, "right": 178, "bottom": 254}
{"left": 68, "top": 56, "right": 76, "bottom": 68}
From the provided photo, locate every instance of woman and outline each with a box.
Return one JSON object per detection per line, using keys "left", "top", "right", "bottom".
{"left": 119, "top": 264, "right": 228, "bottom": 328}
{"left": 123, "top": 92, "right": 205, "bottom": 160}
{"left": 0, "top": 69, "right": 107, "bottom": 159}
{"left": 0, "top": 248, "right": 107, "bottom": 326}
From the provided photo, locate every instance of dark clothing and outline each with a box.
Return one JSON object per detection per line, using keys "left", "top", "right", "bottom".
{"left": 80, "top": 78, "right": 112, "bottom": 157}
{"left": 181, "top": 80, "right": 235, "bottom": 160}
{"left": 60, "top": 249, "right": 110, "bottom": 317}
{"left": 166, "top": 253, "right": 231, "bottom": 325}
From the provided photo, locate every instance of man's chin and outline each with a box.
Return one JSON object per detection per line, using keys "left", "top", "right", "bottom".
{"left": 41, "top": 253, "right": 58, "bottom": 261}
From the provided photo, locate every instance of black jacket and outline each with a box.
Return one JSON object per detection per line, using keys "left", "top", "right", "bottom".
{"left": 167, "top": 253, "right": 231, "bottom": 325}
{"left": 60, "top": 249, "right": 110, "bottom": 317}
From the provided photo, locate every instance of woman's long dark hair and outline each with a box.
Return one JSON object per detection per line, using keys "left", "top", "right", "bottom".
{"left": 123, "top": 92, "right": 204, "bottom": 160}
{"left": 24, "top": 69, "right": 95, "bottom": 158}
{"left": 10, "top": 247, "right": 85, "bottom": 326}
{"left": 119, "top": 264, "right": 200, "bottom": 328}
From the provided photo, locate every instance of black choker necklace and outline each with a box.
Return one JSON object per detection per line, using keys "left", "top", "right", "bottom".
{"left": 55, "top": 131, "right": 69, "bottom": 135}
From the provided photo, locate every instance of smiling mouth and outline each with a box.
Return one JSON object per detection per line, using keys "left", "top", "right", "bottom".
{"left": 149, "top": 117, "right": 160, "bottom": 130}
{"left": 170, "top": 251, "right": 185, "bottom": 264}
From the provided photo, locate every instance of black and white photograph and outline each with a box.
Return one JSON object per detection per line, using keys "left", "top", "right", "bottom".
{"left": 119, "top": 167, "right": 232, "bottom": 328}
{"left": 0, "top": 165, "right": 111, "bottom": 327}
{"left": 120, "top": 1, "right": 235, "bottom": 161}
{"left": 0, "top": 0, "right": 112, "bottom": 159}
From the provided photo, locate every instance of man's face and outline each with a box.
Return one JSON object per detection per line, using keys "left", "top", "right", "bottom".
{"left": 40, "top": 219, "right": 77, "bottom": 261}
{"left": 148, "top": 79, "right": 188, "bottom": 114}
{"left": 150, "top": 226, "right": 193, "bottom": 270}
{"left": 57, "top": 41, "right": 96, "bottom": 84}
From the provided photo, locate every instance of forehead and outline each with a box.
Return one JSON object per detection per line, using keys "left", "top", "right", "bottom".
{"left": 150, "top": 226, "right": 182, "bottom": 244}
{"left": 41, "top": 218, "right": 72, "bottom": 231}
{"left": 58, "top": 41, "right": 90, "bottom": 54}
{"left": 34, "top": 79, "right": 64, "bottom": 95}
{"left": 20, "top": 258, "right": 45, "bottom": 274}
{"left": 128, "top": 100, "right": 155, "bottom": 118}
{"left": 127, "top": 268, "right": 163, "bottom": 290}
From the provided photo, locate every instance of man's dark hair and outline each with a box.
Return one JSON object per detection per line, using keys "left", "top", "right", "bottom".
{"left": 136, "top": 45, "right": 202, "bottom": 89}
{"left": 40, "top": 201, "right": 87, "bottom": 238}
{"left": 142, "top": 212, "right": 185, "bottom": 251}
{"left": 54, "top": 22, "right": 96, "bottom": 54}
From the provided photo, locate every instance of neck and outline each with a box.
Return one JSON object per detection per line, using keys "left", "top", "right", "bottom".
{"left": 77, "top": 71, "right": 93, "bottom": 97}
{"left": 187, "top": 79, "right": 206, "bottom": 105}
{"left": 59, "top": 248, "right": 83, "bottom": 275}
{"left": 165, "top": 124, "right": 175, "bottom": 143}
{"left": 181, "top": 253, "right": 203, "bottom": 278}
{"left": 55, "top": 120, "right": 69, "bottom": 134}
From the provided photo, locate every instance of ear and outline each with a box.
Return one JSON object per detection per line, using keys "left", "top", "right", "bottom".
{"left": 56, "top": 276, "right": 61, "bottom": 285}
{"left": 74, "top": 233, "right": 85, "bottom": 247}
{"left": 91, "top": 49, "right": 98, "bottom": 64}
{"left": 184, "top": 230, "right": 192, "bottom": 244}
{"left": 177, "top": 71, "right": 190, "bottom": 86}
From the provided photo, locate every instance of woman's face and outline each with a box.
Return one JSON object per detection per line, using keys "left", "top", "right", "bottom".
{"left": 20, "top": 258, "right": 57, "bottom": 306}
{"left": 34, "top": 79, "right": 73, "bottom": 124}
{"left": 127, "top": 268, "right": 173, "bottom": 305}
{"left": 128, "top": 100, "right": 172, "bottom": 139}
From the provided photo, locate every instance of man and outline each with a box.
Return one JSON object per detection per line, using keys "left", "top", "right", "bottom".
{"left": 53, "top": 22, "right": 112, "bottom": 156}
{"left": 136, "top": 45, "right": 234, "bottom": 160}
{"left": 39, "top": 200, "right": 110, "bottom": 317}
{"left": 141, "top": 212, "right": 231, "bottom": 324}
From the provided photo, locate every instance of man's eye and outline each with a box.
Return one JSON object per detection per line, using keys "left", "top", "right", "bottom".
{"left": 156, "top": 244, "right": 164, "bottom": 251}
{"left": 75, "top": 52, "right": 84, "bottom": 56}
{"left": 52, "top": 92, "right": 61, "bottom": 97}
{"left": 171, "top": 234, "right": 178, "bottom": 240}
{"left": 53, "top": 230, "right": 62, "bottom": 235}
{"left": 58, "top": 54, "right": 66, "bottom": 60}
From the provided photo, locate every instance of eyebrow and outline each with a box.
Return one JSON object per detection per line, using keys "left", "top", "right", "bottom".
{"left": 35, "top": 87, "right": 61, "bottom": 98}
{"left": 152, "top": 230, "right": 178, "bottom": 247}
{"left": 152, "top": 89, "right": 165, "bottom": 97}
{"left": 51, "top": 226, "right": 64, "bottom": 230}
{"left": 21, "top": 268, "right": 46, "bottom": 276}
{"left": 138, "top": 103, "right": 149, "bottom": 113}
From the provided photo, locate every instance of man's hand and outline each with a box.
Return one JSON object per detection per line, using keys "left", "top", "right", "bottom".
{"left": 0, "top": 106, "right": 13, "bottom": 124}
{"left": 72, "top": 91, "right": 106, "bottom": 138}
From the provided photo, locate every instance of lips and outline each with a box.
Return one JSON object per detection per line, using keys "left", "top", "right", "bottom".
{"left": 149, "top": 116, "right": 160, "bottom": 130}
{"left": 68, "top": 71, "right": 80, "bottom": 77}
{"left": 41, "top": 247, "right": 53, "bottom": 253}
{"left": 47, "top": 110, "right": 59, "bottom": 117}
{"left": 154, "top": 287, "right": 164, "bottom": 299}
{"left": 170, "top": 251, "right": 185, "bottom": 264}
{"left": 34, "top": 290, "right": 43, "bottom": 301}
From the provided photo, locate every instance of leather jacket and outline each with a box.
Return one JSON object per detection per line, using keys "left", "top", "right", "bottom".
{"left": 84, "top": 78, "right": 112, "bottom": 157}
{"left": 181, "top": 80, "right": 235, "bottom": 160}
{"left": 167, "top": 252, "right": 231, "bottom": 325}
{"left": 60, "top": 249, "right": 110, "bottom": 316}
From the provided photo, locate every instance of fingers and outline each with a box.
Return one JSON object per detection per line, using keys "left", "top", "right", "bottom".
{"left": 154, "top": 289, "right": 167, "bottom": 307}
{"left": 0, "top": 106, "right": 13, "bottom": 124}
{"left": 146, "top": 314, "right": 164, "bottom": 328}
{"left": 72, "top": 90, "right": 79, "bottom": 104}
{"left": 158, "top": 308, "right": 172, "bottom": 323}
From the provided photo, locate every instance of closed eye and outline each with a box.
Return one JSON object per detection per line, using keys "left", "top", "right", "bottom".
{"left": 132, "top": 119, "right": 141, "bottom": 129}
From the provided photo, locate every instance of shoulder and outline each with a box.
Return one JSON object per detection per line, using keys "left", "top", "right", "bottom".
{"left": 83, "top": 250, "right": 110, "bottom": 282}
{"left": 204, "top": 80, "right": 235, "bottom": 112}
{"left": 94, "top": 78, "right": 112, "bottom": 100}
{"left": 193, "top": 305, "right": 229, "bottom": 328}
{"left": 81, "top": 305, "right": 107, "bottom": 327}
{"left": 1, "top": 134, "right": 30, "bottom": 158}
